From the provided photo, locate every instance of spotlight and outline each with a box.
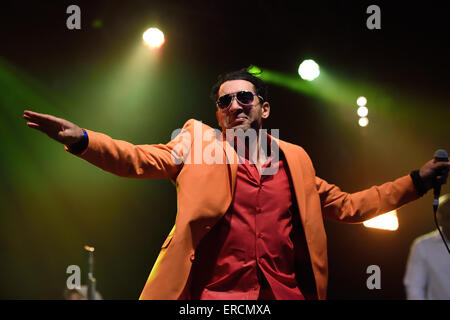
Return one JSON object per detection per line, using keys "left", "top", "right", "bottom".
{"left": 247, "top": 65, "right": 262, "bottom": 75}
{"left": 357, "top": 96, "right": 367, "bottom": 107}
{"left": 357, "top": 106, "right": 369, "bottom": 117}
{"left": 358, "top": 117, "right": 369, "bottom": 127}
{"left": 363, "top": 210, "right": 399, "bottom": 231}
{"left": 298, "top": 59, "right": 320, "bottom": 81}
{"left": 143, "top": 27, "right": 165, "bottom": 48}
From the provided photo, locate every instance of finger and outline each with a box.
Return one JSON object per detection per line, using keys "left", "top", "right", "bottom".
{"left": 23, "top": 110, "right": 61, "bottom": 126}
{"left": 23, "top": 112, "right": 48, "bottom": 124}
{"left": 26, "top": 121, "right": 65, "bottom": 144}
{"left": 24, "top": 115, "right": 56, "bottom": 132}
{"left": 26, "top": 122, "right": 46, "bottom": 132}
{"left": 23, "top": 113, "right": 36, "bottom": 122}
{"left": 24, "top": 110, "right": 47, "bottom": 117}
{"left": 433, "top": 157, "right": 449, "bottom": 162}
{"left": 23, "top": 110, "right": 46, "bottom": 119}
{"left": 26, "top": 121, "right": 38, "bottom": 127}
{"left": 434, "top": 162, "right": 450, "bottom": 170}
{"left": 23, "top": 111, "right": 52, "bottom": 122}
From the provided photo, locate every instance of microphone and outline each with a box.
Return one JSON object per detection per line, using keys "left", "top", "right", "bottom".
{"left": 84, "top": 245, "right": 96, "bottom": 300}
{"left": 433, "top": 149, "right": 449, "bottom": 210}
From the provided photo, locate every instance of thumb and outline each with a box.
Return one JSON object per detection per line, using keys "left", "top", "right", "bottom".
{"left": 57, "top": 127, "right": 84, "bottom": 145}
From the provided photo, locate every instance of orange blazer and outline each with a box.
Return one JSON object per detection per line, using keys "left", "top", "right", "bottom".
{"left": 75, "top": 119, "right": 420, "bottom": 300}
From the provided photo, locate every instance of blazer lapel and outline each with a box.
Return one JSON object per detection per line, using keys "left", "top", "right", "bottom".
{"left": 220, "top": 134, "right": 239, "bottom": 196}
{"left": 277, "top": 139, "right": 308, "bottom": 229}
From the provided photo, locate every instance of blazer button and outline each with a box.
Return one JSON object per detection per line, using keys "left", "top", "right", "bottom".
{"left": 190, "top": 253, "right": 195, "bottom": 261}
{"left": 205, "top": 225, "right": 211, "bottom": 231}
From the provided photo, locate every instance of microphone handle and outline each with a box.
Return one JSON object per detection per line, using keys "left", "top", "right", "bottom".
{"left": 433, "top": 151, "right": 448, "bottom": 204}
{"left": 87, "top": 251, "right": 95, "bottom": 300}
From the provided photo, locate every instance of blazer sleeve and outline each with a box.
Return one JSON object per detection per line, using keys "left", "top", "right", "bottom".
{"left": 315, "top": 174, "right": 421, "bottom": 223}
{"left": 68, "top": 119, "right": 195, "bottom": 181}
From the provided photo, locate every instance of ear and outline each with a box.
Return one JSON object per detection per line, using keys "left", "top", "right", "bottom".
{"left": 261, "top": 101, "right": 270, "bottom": 119}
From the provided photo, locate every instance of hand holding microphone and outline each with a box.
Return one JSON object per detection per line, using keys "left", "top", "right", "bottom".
{"left": 421, "top": 149, "right": 450, "bottom": 255}
{"left": 418, "top": 149, "right": 449, "bottom": 196}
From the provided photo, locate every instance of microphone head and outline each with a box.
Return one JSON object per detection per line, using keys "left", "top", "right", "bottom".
{"left": 434, "top": 149, "right": 448, "bottom": 161}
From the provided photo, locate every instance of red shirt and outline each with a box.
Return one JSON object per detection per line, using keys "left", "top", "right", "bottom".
{"left": 188, "top": 135, "right": 311, "bottom": 300}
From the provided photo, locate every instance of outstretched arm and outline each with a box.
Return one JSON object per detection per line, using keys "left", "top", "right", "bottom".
{"left": 316, "top": 160, "right": 449, "bottom": 223}
{"left": 23, "top": 110, "right": 192, "bottom": 180}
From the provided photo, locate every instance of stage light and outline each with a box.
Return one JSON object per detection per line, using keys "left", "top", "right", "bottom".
{"left": 143, "top": 28, "right": 165, "bottom": 48}
{"left": 357, "top": 106, "right": 369, "bottom": 117}
{"left": 298, "top": 59, "right": 320, "bottom": 81}
{"left": 357, "top": 96, "right": 367, "bottom": 107}
{"left": 363, "top": 210, "right": 399, "bottom": 231}
{"left": 247, "top": 65, "right": 262, "bottom": 75}
{"left": 358, "top": 117, "right": 369, "bottom": 127}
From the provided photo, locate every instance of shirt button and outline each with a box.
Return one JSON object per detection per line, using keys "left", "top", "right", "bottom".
{"left": 256, "top": 208, "right": 261, "bottom": 213}
{"left": 258, "top": 233, "right": 263, "bottom": 238}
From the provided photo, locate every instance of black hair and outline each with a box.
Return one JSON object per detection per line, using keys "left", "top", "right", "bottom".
{"left": 210, "top": 68, "right": 268, "bottom": 103}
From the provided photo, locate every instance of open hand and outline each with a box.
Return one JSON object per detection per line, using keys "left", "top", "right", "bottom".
{"left": 23, "top": 110, "right": 84, "bottom": 145}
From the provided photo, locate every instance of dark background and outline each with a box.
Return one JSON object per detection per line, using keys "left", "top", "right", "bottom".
{"left": 0, "top": 0, "right": 449, "bottom": 299}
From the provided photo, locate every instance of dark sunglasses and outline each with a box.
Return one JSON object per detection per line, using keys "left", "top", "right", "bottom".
{"left": 216, "top": 91, "right": 263, "bottom": 109}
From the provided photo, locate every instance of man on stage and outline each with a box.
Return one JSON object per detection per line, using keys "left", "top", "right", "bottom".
{"left": 23, "top": 68, "right": 449, "bottom": 300}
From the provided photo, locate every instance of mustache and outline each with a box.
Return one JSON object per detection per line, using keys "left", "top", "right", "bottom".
{"left": 234, "top": 110, "right": 247, "bottom": 118}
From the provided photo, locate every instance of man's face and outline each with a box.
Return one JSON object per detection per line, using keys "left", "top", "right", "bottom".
{"left": 216, "top": 80, "right": 270, "bottom": 132}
